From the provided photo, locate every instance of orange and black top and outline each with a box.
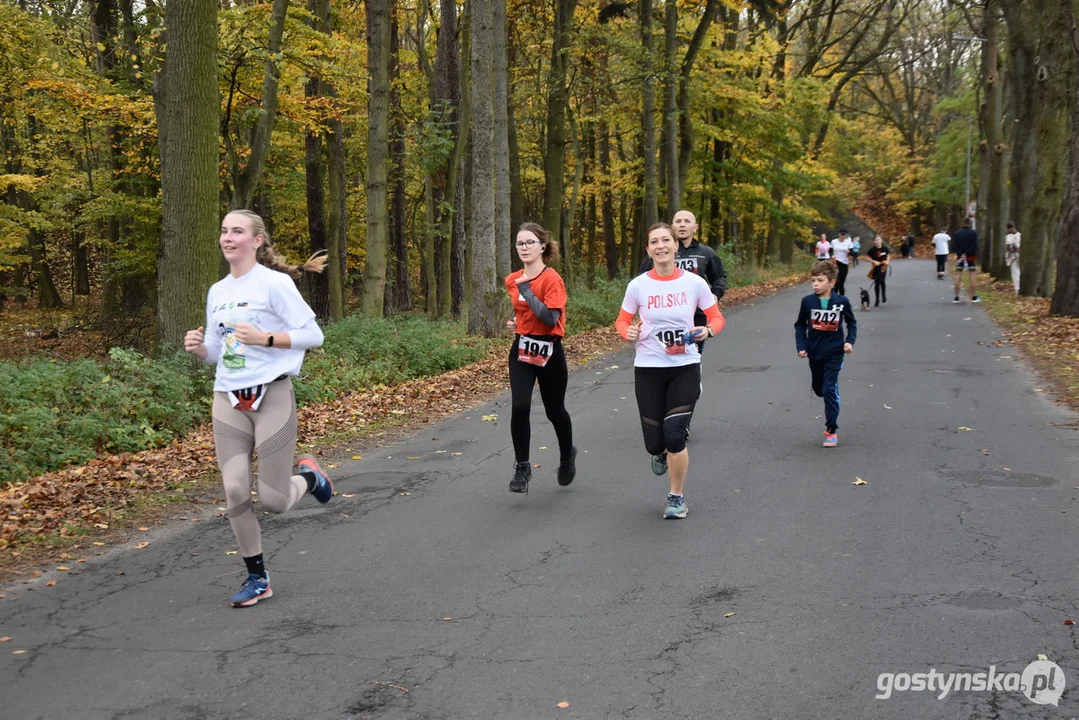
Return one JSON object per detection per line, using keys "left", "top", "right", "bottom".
{"left": 505, "top": 267, "right": 567, "bottom": 337}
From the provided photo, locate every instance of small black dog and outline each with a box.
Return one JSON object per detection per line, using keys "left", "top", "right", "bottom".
{"left": 859, "top": 287, "right": 871, "bottom": 311}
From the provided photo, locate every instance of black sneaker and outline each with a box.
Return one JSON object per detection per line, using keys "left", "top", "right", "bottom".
{"left": 509, "top": 462, "right": 532, "bottom": 493}
{"left": 953, "top": 296, "right": 960, "bottom": 304}
{"left": 557, "top": 447, "right": 577, "bottom": 487}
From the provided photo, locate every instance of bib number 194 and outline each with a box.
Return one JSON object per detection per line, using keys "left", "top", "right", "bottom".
{"left": 518, "top": 336, "right": 553, "bottom": 367}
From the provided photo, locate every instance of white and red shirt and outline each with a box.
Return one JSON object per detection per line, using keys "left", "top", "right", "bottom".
{"left": 815, "top": 240, "right": 832, "bottom": 259}
{"left": 616, "top": 269, "right": 724, "bottom": 367}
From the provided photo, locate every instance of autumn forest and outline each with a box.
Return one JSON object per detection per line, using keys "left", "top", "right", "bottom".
{"left": 1, "top": 0, "right": 1078, "bottom": 352}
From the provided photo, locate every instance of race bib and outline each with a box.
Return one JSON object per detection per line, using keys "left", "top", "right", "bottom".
{"left": 518, "top": 336, "right": 554, "bottom": 367}
{"left": 653, "top": 326, "right": 691, "bottom": 355}
{"left": 810, "top": 308, "right": 840, "bottom": 332}
{"left": 675, "top": 257, "right": 699, "bottom": 274}
{"left": 227, "top": 384, "right": 268, "bottom": 412}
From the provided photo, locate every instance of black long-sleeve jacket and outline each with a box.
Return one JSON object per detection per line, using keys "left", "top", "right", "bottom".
{"left": 794, "top": 293, "right": 857, "bottom": 359}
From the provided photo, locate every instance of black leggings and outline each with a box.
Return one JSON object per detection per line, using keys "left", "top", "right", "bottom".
{"left": 872, "top": 267, "right": 887, "bottom": 303}
{"left": 509, "top": 338, "right": 573, "bottom": 463}
{"left": 835, "top": 261, "right": 849, "bottom": 296}
{"left": 634, "top": 364, "right": 701, "bottom": 456}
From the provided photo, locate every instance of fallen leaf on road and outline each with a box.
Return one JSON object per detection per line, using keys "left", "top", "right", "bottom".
{"left": 853, "top": 478, "right": 868, "bottom": 486}
{"left": 55, "top": 566, "right": 68, "bottom": 571}
{"left": 372, "top": 681, "right": 409, "bottom": 693}
{"left": 538, "top": 446, "right": 547, "bottom": 450}
{"left": 31, "top": 570, "right": 40, "bottom": 578}
{"left": 1003, "top": 467, "right": 1012, "bottom": 472}
{"left": 0, "top": 636, "right": 10, "bottom": 642}
{"left": 138, "top": 527, "right": 149, "bottom": 531}
{"left": 533, "top": 464, "right": 541, "bottom": 469}
{"left": 225, "top": 550, "right": 237, "bottom": 555}
{"left": 134, "top": 542, "right": 150, "bottom": 549}
{"left": 957, "top": 427, "right": 973, "bottom": 431}
{"left": 557, "top": 702, "right": 570, "bottom": 709}
{"left": 341, "top": 493, "right": 355, "bottom": 498}
{"left": 724, "top": 612, "right": 736, "bottom": 618}
{"left": 435, "top": 450, "right": 446, "bottom": 454}
{"left": 1066, "top": 620, "right": 1075, "bottom": 626}
{"left": 481, "top": 414, "right": 497, "bottom": 422}
{"left": 443, "top": 617, "right": 452, "bottom": 621}
{"left": 94, "top": 523, "right": 108, "bottom": 529}
{"left": 12, "top": 650, "right": 26, "bottom": 654}
{"left": 399, "top": 492, "right": 410, "bottom": 496}
{"left": 883, "top": 404, "right": 892, "bottom": 409}
{"left": 406, "top": 457, "right": 420, "bottom": 460}
{"left": 610, "top": 365, "right": 619, "bottom": 369}
{"left": 1034, "top": 388, "right": 1045, "bottom": 392}
{"left": 45, "top": 580, "right": 55, "bottom": 586}
{"left": 451, "top": 452, "right": 462, "bottom": 456}
{"left": 1038, "top": 653, "right": 1049, "bottom": 661}
{"left": 92, "top": 542, "right": 104, "bottom": 547}
{"left": 351, "top": 455, "right": 362, "bottom": 460}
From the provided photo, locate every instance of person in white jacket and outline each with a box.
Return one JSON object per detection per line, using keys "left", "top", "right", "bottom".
{"left": 1005, "top": 221, "right": 1022, "bottom": 295}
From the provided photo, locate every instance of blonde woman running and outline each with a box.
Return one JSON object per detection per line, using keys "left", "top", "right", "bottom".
{"left": 184, "top": 210, "right": 332, "bottom": 607}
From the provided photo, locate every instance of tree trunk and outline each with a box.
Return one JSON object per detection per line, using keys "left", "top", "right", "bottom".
{"left": 662, "top": 0, "right": 679, "bottom": 213}
{"left": 468, "top": 0, "right": 500, "bottom": 335}
{"left": 600, "top": 121, "right": 618, "bottom": 279}
{"left": 229, "top": 0, "right": 289, "bottom": 210}
{"left": 641, "top": 0, "right": 659, "bottom": 228}
{"left": 541, "top": 0, "right": 579, "bottom": 240}
{"left": 154, "top": 0, "right": 220, "bottom": 350}
{"left": 1005, "top": 0, "right": 1067, "bottom": 298}
{"left": 303, "top": 6, "right": 330, "bottom": 319}
{"left": 309, "top": 0, "right": 345, "bottom": 320}
{"left": 389, "top": 2, "right": 412, "bottom": 311}
{"left": 983, "top": 6, "right": 1007, "bottom": 281}
{"left": 492, "top": 0, "right": 511, "bottom": 279}
{"left": 507, "top": 30, "right": 524, "bottom": 250}
{"left": 1052, "top": 0, "right": 1079, "bottom": 314}
{"left": 433, "top": 0, "right": 463, "bottom": 317}
{"left": 364, "top": 0, "right": 392, "bottom": 315}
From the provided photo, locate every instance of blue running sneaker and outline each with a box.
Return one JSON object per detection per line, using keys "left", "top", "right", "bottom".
{"left": 650, "top": 453, "right": 668, "bottom": 476}
{"left": 230, "top": 573, "right": 272, "bottom": 607}
{"left": 663, "top": 493, "right": 688, "bottom": 519}
{"left": 297, "top": 454, "right": 333, "bottom": 503}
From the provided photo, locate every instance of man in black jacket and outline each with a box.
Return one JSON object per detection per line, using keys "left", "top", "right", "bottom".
{"left": 950, "top": 219, "right": 981, "bottom": 303}
{"left": 639, "top": 210, "right": 727, "bottom": 441}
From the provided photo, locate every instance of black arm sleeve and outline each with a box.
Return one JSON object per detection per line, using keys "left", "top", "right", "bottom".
{"left": 518, "top": 284, "right": 561, "bottom": 327}
{"left": 705, "top": 248, "right": 727, "bottom": 299}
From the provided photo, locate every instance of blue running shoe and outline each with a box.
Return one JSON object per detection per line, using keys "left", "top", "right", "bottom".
{"left": 230, "top": 573, "right": 272, "bottom": 607}
{"left": 663, "top": 493, "right": 688, "bottom": 519}
{"left": 650, "top": 453, "right": 668, "bottom": 476}
{"left": 297, "top": 454, "right": 333, "bottom": 503}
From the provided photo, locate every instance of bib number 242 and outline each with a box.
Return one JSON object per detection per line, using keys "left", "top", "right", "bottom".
{"left": 518, "top": 336, "right": 554, "bottom": 367}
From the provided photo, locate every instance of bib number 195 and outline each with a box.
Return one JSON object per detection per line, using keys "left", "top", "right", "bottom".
{"left": 518, "top": 336, "right": 554, "bottom": 367}
{"left": 655, "top": 328, "right": 688, "bottom": 355}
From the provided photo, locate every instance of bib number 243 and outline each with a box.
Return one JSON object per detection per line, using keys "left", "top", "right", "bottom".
{"left": 518, "top": 336, "right": 554, "bottom": 367}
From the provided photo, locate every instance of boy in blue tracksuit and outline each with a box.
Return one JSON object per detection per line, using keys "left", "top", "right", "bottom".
{"left": 794, "top": 260, "right": 857, "bottom": 447}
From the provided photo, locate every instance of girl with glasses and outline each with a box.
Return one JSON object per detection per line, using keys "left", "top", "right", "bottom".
{"left": 504, "top": 223, "right": 576, "bottom": 494}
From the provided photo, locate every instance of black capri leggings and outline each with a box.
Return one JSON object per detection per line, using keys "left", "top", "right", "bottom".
{"left": 634, "top": 364, "right": 701, "bottom": 456}
{"left": 509, "top": 337, "right": 573, "bottom": 463}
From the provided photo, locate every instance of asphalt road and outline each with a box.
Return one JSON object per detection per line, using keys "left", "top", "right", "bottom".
{"left": 3, "top": 260, "right": 1078, "bottom": 720}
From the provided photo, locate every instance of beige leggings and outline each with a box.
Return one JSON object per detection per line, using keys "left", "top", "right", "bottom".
{"left": 212, "top": 378, "right": 308, "bottom": 557}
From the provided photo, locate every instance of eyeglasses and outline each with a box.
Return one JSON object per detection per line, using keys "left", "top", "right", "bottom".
{"left": 515, "top": 239, "right": 540, "bottom": 248}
